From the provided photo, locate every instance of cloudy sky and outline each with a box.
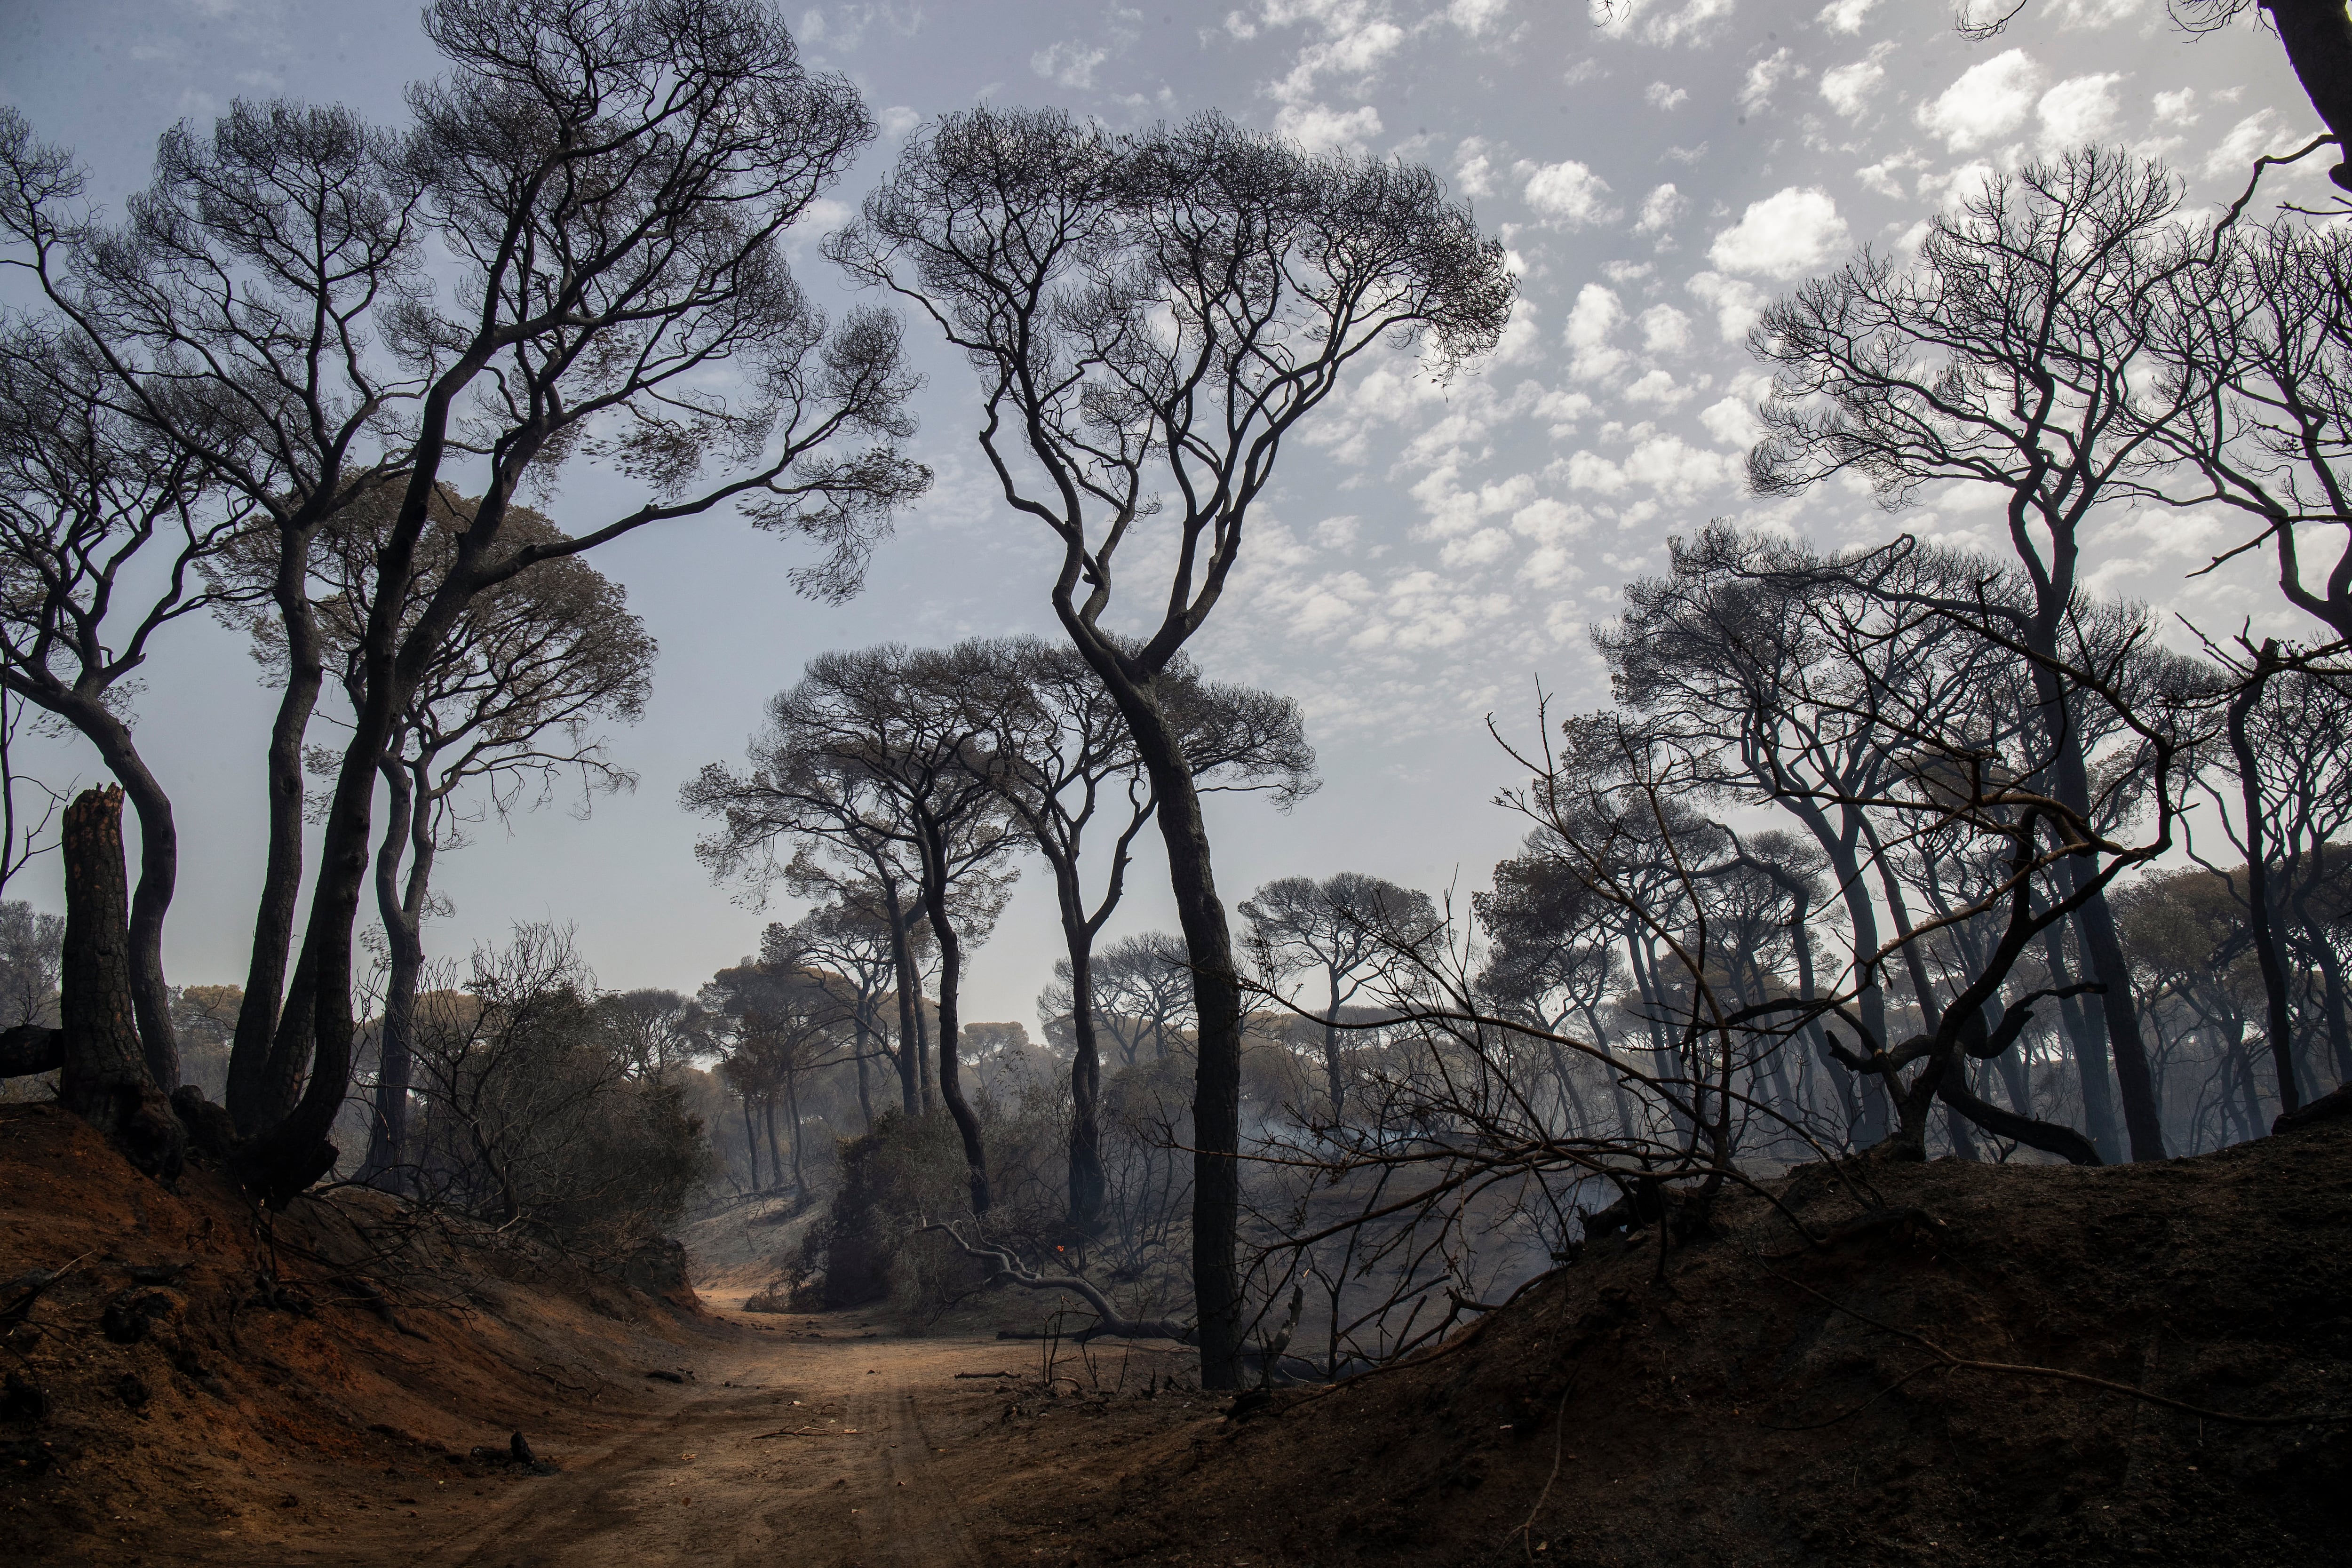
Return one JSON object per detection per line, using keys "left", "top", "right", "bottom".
{"left": 0, "top": 0, "right": 2334, "bottom": 1025}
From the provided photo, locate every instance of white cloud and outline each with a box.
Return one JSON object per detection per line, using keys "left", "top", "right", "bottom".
{"left": 1490, "top": 297, "right": 1544, "bottom": 365}
{"left": 1645, "top": 81, "right": 1689, "bottom": 111}
{"left": 1819, "top": 46, "right": 1892, "bottom": 120}
{"left": 1623, "top": 368, "right": 1691, "bottom": 406}
{"left": 1448, "top": 0, "right": 1512, "bottom": 32}
{"left": 1699, "top": 394, "right": 1766, "bottom": 449}
{"left": 1686, "top": 270, "right": 1769, "bottom": 340}
{"left": 2202, "top": 109, "right": 2299, "bottom": 180}
{"left": 879, "top": 104, "right": 922, "bottom": 138}
{"left": 1708, "top": 186, "right": 1850, "bottom": 279}
{"left": 1857, "top": 148, "right": 1928, "bottom": 197}
{"left": 1031, "top": 40, "right": 1108, "bottom": 88}
{"left": 1534, "top": 388, "right": 1597, "bottom": 434}
{"left": 2036, "top": 72, "right": 2124, "bottom": 151}
{"left": 1564, "top": 283, "right": 1628, "bottom": 379}
{"left": 1740, "top": 48, "right": 1801, "bottom": 113}
{"left": 1561, "top": 432, "right": 1740, "bottom": 503}
{"left": 1637, "top": 303, "right": 1692, "bottom": 354}
{"left": 2050, "top": 0, "right": 2143, "bottom": 24}
{"left": 1589, "top": 0, "right": 1736, "bottom": 48}
{"left": 1438, "top": 527, "right": 1514, "bottom": 567}
{"left": 2152, "top": 87, "right": 2197, "bottom": 127}
{"left": 1917, "top": 49, "right": 2042, "bottom": 152}
{"left": 1265, "top": 4, "right": 1406, "bottom": 105}
{"left": 1274, "top": 101, "right": 1383, "bottom": 154}
{"left": 1815, "top": 0, "right": 1878, "bottom": 32}
{"left": 1635, "top": 182, "right": 1688, "bottom": 236}
{"left": 1918, "top": 159, "right": 1997, "bottom": 207}
{"left": 1455, "top": 136, "right": 1498, "bottom": 198}
{"left": 1521, "top": 159, "right": 1621, "bottom": 226}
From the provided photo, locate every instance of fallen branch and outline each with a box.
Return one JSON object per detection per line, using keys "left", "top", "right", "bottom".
{"left": 750, "top": 1427, "right": 858, "bottom": 1439}
{"left": 919, "top": 1223, "right": 1194, "bottom": 1344}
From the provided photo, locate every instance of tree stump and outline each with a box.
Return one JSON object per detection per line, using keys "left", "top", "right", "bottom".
{"left": 56, "top": 787, "right": 183, "bottom": 1180}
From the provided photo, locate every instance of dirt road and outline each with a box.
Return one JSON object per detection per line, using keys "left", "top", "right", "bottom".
{"left": 397, "top": 1326, "right": 1019, "bottom": 1568}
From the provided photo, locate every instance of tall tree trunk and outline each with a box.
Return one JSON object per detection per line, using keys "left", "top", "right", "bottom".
{"left": 2263, "top": 0, "right": 2352, "bottom": 191}
{"left": 2228, "top": 650, "right": 2301, "bottom": 1113}
{"left": 69, "top": 710, "right": 181, "bottom": 1093}
{"left": 2296, "top": 912, "right": 2352, "bottom": 1087}
{"left": 851, "top": 1010, "right": 877, "bottom": 1130}
{"left": 880, "top": 880, "right": 921, "bottom": 1115}
{"left": 238, "top": 452, "right": 522, "bottom": 1204}
{"left": 1124, "top": 710, "right": 1247, "bottom": 1391}
{"left": 921, "top": 823, "right": 990, "bottom": 1215}
{"left": 1777, "top": 799, "right": 1891, "bottom": 1142}
{"left": 229, "top": 576, "right": 324, "bottom": 1133}
{"left": 741, "top": 1091, "right": 762, "bottom": 1191}
{"left": 360, "top": 756, "right": 429, "bottom": 1194}
{"left": 56, "top": 787, "right": 183, "bottom": 1178}
{"left": 785, "top": 1070, "right": 804, "bottom": 1196}
{"left": 1321, "top": 971, "right": 1345, "bottom": 1125}
{"left": 1063, "top": 924, "right": 1107, "bottom": 1234}
{"left": 1056, "top": 626, "right": 1246, "bottom": 1386}
{"left": 2042, "top": 923, "right": 2121, "bottom": 1160}
{"left": 254, "top": 943, "right": 319, "bottom": 1132}
{"left": 763, "top": 1092, "right": 784, "bottom": 1194}
{"left": 2027, "top": 629, "right": 2167, "bottom": 1160}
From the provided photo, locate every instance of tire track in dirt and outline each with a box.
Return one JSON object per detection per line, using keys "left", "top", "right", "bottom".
{"left": 847, "top": 1361, "right": 985, "bottom": 1568}
{"left": 403, "top": 1333, "right": 998, "bottom": 1568}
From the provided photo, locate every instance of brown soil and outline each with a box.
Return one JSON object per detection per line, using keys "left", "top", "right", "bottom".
{"left": 8, "top": 1101, "right": 2351, "bottom": 1566}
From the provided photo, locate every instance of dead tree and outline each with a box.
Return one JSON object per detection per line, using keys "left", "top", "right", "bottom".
{"left": 55, "top": 787, "right": 182, "bottom": 1178}
{"left": 832, "top": 107, "right": 1511, "bottom": 1386}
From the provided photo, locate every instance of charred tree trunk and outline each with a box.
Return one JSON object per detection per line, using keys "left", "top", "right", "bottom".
{"left": 2042, "top": 923, "right": 2121, "bottom": 1162}
{"left": 741, "top": 1092, "right": 762, "bottom": 1191}
{"left": 228, "top": 568, "right": 325, "bottom": 1134}
{"left": 1322, "top": 973, "right": 1345, "bottom": 1126}
{"left": 880, "top": 879, "right": 922, "bottom": 1115}
{"left": 920, "top": 818, "right": 990, "bottom": 1216}
{"left": 1126, "top": 709, "right": 1247, "bottom": 1391}
{"left": 850, "top": 1009, "right": 877, "bottom": 1130}
{"left": 2297, "top": 912, "right": 2352, "bottom": 1087}
{"left": 1064, "top": 932, "right": 1107, "bottom": 1234}
{"left": 785, "top": 1070, "right": 804, "bottom": 1196}
{"left": 76, "top": 714, "right": 181, "bottom": 1093}
{"left": 360, "top": 755, "right": 431, "bottom": 1194}
{"left": 2228, "top": 648, "right": 2301, "bottom": 1114}
{"left": 2264, "top": 0, "right": 2352, "bottom": 191}
{"left": 56, "top": 788, "right": 183, "bottom": 1179}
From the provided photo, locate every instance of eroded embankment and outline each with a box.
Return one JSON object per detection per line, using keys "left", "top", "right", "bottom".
{"left": 0, "top": 1101, "right": 725, "bottom": 1561}
{"left": 954, "top": 1120, "right": 2352, "bottom": 1568}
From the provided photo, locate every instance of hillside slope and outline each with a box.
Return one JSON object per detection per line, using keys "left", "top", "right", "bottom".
{"left": 965, "top": 1120, "right": 2352, "bottom": 1568}
{"left": 0, "top": 1102, "right": 723, "bottom": 1560}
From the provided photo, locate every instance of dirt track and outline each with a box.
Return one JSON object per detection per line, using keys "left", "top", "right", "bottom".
{"left": 350, "top": 1321, "right": 1024, "bottom": 1568}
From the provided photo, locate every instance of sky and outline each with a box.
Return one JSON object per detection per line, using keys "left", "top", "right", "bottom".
{"left": 0, "top": 0, "right": 2336, "bottom": 1028}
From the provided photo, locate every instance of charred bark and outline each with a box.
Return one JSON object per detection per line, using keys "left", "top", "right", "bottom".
{"left": 56, "top": 788, "right": 182, "bottom": 1180}
{"left": 2264, "top": 0, "right": 2352, "bottom": 191}
{"left": 228, "top": 578, "right": 325, "bottom": 1135}
{"left": 921, "top": 820, "right": 990, "bottom": 1215}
